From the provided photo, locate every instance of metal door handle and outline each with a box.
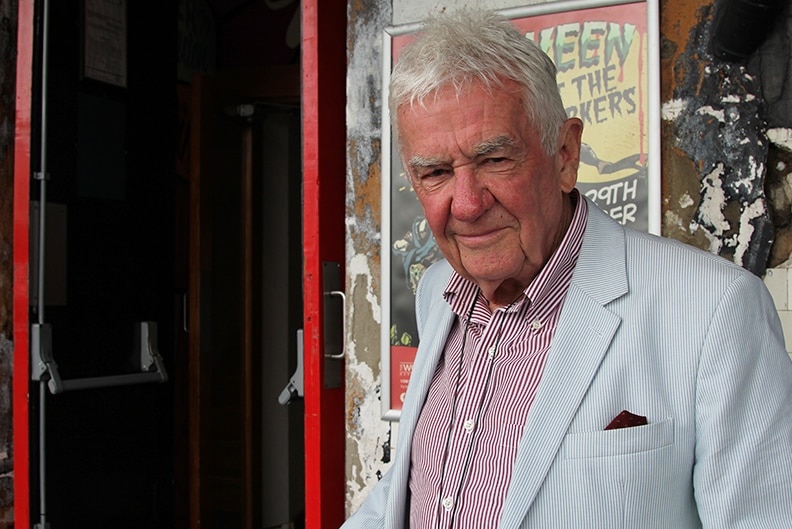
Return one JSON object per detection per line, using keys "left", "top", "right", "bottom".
{"left": 324, "top": 290, "right": 345, "bottom": 358}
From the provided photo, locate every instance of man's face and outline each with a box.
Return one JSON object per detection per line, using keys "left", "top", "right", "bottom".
{"left": 396, "top": 79, "right": 582, "bottom": 307}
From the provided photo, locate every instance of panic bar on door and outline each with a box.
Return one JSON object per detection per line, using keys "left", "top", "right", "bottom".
{"left": 30, "top": 322, "right": 168, "bottom": 394}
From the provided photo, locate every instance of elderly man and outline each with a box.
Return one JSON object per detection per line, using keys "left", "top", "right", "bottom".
{"left": 342, "top": 9, "right": 792, "bottom": 529}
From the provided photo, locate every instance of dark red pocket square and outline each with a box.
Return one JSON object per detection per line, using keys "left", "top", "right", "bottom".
{"left": 605, "top": 410, "right": 648, "bottom": 430}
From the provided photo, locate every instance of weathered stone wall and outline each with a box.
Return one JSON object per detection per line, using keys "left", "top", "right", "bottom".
{"left": 661, "top": 0, "right": 792, "bottom": 275}
{"left": 345, "top": 0, "right": 393, "bottom": 514}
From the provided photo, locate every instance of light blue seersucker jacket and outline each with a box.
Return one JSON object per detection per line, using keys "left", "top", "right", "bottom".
{"left": 342, "top": 198, "right": 792, "bottom": 528}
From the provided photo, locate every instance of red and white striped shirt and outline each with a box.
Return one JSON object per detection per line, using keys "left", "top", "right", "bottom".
{"left": 409, "top": 194, "right": 588, "bottom": 528}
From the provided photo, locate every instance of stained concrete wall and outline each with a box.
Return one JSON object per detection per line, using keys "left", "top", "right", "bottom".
{"left": 345, "top": 0, "right": 792, "bottom": 516}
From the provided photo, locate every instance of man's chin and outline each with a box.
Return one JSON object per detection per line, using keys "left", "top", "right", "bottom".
{"left": 458, "top": 265, "right": 523, "bottom": 288}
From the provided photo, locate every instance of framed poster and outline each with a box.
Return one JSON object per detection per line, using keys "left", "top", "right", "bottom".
{"left": 380, "top": 0, "right": 660, "bottom": 420}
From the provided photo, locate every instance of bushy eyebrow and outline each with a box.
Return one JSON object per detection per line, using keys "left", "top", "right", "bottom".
{"left": 407, "top": 155, "right": 446, "bottom": 171}
{"left": 407, "top": 135, "right": 517, "bottom": 171}
{"left": 473, "top": 135, "right": 516, "bottom": 156}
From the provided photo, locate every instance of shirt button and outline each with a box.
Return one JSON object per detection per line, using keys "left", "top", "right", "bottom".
{"left": 463, "top": 419, "right": 475, "bottom": 432}
{"left": 487, "top": 345, "right": 496, "bottom": 358}
{"left": 531, "top": 319, "right": 543, "bottom": 330}
{"left": 442, "top": 496, "right": 454, "bottom": 510}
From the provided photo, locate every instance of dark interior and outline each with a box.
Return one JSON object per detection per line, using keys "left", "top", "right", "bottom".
{"left": 28, "top": 1, "right": 303, "bottom": 527}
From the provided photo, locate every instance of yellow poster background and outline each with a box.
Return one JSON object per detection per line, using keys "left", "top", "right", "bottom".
{"left": 511, "top": 2, "right": 649, "bottom": 229}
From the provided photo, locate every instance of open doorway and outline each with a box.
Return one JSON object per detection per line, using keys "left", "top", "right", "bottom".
{"left": 23, "top": 1, "right": 310, "bottom": 527}
{"left": 184, "top": 68, "right": 303, "bottom": 528}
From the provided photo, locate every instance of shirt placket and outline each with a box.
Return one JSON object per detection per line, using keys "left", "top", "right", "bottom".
{"left": 435, "top": 309, "right": 507, "bottom": 528}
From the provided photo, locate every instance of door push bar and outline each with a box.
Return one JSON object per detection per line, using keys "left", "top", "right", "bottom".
{"left": 31, "top": 322, "right": 168, "bottom": 394}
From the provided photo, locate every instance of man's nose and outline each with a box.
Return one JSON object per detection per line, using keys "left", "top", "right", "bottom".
{"left": 450, "top": 166, "right": 493, "bottom": 221}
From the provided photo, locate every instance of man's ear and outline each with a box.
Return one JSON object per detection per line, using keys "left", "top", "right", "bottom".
{"left": 555, "top": 118, "right": 583, "bottom": 193}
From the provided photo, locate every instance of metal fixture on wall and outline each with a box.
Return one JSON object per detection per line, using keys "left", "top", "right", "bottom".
{"left": 32, "top": 1, "right": 51, "bottom": 526}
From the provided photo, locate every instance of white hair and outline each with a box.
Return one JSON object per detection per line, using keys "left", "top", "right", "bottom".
{"left": 389, "top": 9, "right": 568, "bottom": 155}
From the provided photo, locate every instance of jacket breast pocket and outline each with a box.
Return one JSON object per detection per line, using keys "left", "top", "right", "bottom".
{"left": 562, "top": 417, "right": 674, "bottom": 459}
{"left": 535, "top": 418, "right": 686, "bottom": 529}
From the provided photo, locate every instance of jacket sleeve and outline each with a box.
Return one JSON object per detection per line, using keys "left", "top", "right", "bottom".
{"left": 341, "top": 260, "right": 452, "bottom": 528}
{"left": 693, "top": 271, "right": 792, "bottom": 527}
{"left": 339, "top": 467, "right": 394, "bottom": 528}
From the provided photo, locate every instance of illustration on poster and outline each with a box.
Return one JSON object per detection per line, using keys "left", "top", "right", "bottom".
{"left": 521, "top": 17, "right": 647, "bottom": 229}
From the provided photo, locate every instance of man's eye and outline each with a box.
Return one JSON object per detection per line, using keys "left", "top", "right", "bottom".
{"left": 480, "top": 157, "right": 516, "bottom": 174}
{"left": 421, "top": 168, "right": 449, "bottom": 179}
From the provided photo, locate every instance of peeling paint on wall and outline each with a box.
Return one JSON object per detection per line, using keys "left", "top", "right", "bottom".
{"left": 690, "top": 163, "right": 729, "bottom": 254}
{"left": 662, "top": 2, "right": 773, "bottom": 276}
{"left": 661, "top": 98, "right": 686, "bottom": 121}
{"left": 769, "top": 128, "right": 792, "bottom": 152}
{"left": 345, "top": 0, "right": 396, "bottom": 517}
{"left": 766, "top": 134, "right": 792, "bottom": 266}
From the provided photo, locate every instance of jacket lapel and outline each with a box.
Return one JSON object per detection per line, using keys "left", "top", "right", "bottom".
{"left": 396, "top": 305, "right": 456, "bottom": 442}
{"left": 386, "top": 298, "right": 456, "bottom": 529}
{"left": 499, "top": 203, "right": 629, "bottom": 528}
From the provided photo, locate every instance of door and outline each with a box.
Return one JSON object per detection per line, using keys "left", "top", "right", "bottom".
{"left": 19, "top": 2, "right": 177, "bottom": 528}
{"left": 186, "top": 3, "right": 347, "bottom": 526}
{"left": 185, "top": 67, "right": 302, "bottom": 528}
{"left": 302, "top": 1, "right": 348, "bottom": 527}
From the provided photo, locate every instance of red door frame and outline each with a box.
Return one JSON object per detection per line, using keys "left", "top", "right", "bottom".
{"left": 13, "top": 0, "right": 34, "bottom": 527}
{"left": 302, "top": 1, "right": 347, "bottom": 527}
